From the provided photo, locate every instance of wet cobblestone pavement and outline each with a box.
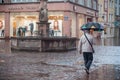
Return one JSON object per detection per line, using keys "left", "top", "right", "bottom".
{"left": 0, "top": 39, "right": 120, "bottom": 80}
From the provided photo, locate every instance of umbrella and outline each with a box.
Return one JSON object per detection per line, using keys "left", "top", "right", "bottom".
{"left": 81, "top": 22, "right": 104, "bottom": 31}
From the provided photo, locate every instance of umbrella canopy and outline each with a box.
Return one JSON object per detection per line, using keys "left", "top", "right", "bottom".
{"left": 81, "top": 22, "right": 104, "bottom": 31}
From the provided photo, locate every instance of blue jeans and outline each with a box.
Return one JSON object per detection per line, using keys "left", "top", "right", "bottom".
{"left": 83, "top": 52, "right": 93, "bottom": 70}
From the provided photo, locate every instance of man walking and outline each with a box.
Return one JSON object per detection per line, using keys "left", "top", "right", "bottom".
{"left": 78, "top": 30, "right": 94, "bottom": 74}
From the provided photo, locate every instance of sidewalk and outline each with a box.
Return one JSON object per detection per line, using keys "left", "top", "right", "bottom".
{"left": 0, "top": 46, "right": 120, "bottom": 80}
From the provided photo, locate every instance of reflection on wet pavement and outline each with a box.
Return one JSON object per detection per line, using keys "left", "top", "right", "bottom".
{"left": 0, "top": 40, "right": 11, "bottom": 53}
{"left": 0, "top": 49, "right": 120, "bottom": 80}
{"left": 79, "top": 65, "right": 120, "bottom": 80}
{"left": 0, "top": 38, "right": 120, "bottom": 80}
{"left": 95, "top": 37, "right": 120, "bottom": 46}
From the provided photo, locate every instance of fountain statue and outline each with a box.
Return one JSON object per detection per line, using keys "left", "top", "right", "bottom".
{"left": 39, "top": 0, "right": 48, "bottom": 22}
{"left": 37, "top": 0, "right": 50, "bottom": 37}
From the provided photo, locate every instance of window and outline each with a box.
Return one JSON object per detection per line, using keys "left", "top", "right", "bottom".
{"left": 93, "top": 0, "right": 97, "bottom": 10}
{"left": 0, "top": 0, "right": 2, "bottom": 3}
{"left": 11, "top": 0, "right": 38, "bottom": 3}
{"left": 69, "top": 0, "right": 75, "bottom": 2}
{"left": 115, "top": 7, "right": 117, "bottom": 15}
{"left": 78, "top": 0, "right": 84, "bottom": 5}
{"left": 48, "top": 0, "right": 64, "bottom": 1}
{"left": 109, "top": 0, "right": 113, "bottom": 8}
{"left": 115, "top": 0, "right": 117, "bottom": 3}
{"left": 0, "top": 0, "right": 4, "bottom": 3}
{"left": 22, "top": 0, "right": 26, "bottom": 2}
{"left": 16, "top": 0, "right": 21, "bottom": 2}
{"left": 119, "top": 8, "right": 120, "bottom": 15}
{"left": 87, "top": 0, "right": 92, "bottom": 8}
{"left": 104, "top": 0, "right": 108, "bottom": 11}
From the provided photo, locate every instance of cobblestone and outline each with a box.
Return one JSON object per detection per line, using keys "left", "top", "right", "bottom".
{"left": 0, "top": 39, "right": 120, "bottom": 80}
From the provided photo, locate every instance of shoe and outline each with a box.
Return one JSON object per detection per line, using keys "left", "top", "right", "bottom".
{"left": 84, "top": 68, "right": 89, "bottom": 74}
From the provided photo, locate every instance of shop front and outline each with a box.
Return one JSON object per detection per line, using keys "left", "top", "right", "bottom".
{"left": 48, "top": 15, "right": 63, "bottom": 37}
{"left": 0, "top": 12, "right": 65, "bottom": 37}
{"left": 0, "top": 3, "right": 40, "bottom": 38}
{"left": 0, "top": 2, "right": 98, "bottom": 38}
{"left": 10, "top": 12, "right": 38, "bottom": 37}
{"left": 0, "top": 3, "right": 66, "bottom": 38}
{"left": 0, "top": 13, "right": 5, "bottom": 37}
{"left": 10, "top": 13, "right": 64, "bottom": 37}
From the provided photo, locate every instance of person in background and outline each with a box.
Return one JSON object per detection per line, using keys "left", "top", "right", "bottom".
{"left": 22, "top": 27, "right": 26, "bottom": 36}
{"left": 17, "top": 27, "right": 22, "bottom": 37}
{"left": 49, "top": 28, "right": 54, "bottom": 37}
{"left": 1, "top": 29, "right": 4, "bottom": 37}
{"left": 29, "top": 22, "right": 34, "bottom": 36}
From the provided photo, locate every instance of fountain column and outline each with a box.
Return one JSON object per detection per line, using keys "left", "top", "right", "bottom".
{"left": 37, "top": 0, "right": 50, "bottom": 37}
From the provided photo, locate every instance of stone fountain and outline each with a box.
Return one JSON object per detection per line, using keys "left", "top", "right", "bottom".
{"left": 11, "top": 0, "right": 77, "bottom": 52}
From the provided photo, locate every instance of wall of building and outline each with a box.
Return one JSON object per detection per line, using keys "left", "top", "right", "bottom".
{"left": 0, "top": 1, "right": 98, "bottom": 38}
{"left": 107, "top": 0, "right": 115, "bottom": 37}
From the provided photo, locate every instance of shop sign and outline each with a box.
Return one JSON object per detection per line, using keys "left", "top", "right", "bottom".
{"left": 48, "top": 16, "right": 63, "bottom": 20}
{"left": 64, "top": 16, "right": 69, "bottom": 21}
{"left": 86, "top": 10, "right": 94, "bottom": 16}
{"left": 7, "top": 5, "right": 39, "bottom": 12}
{"left": 8, "top": 7, "right": 23, "bottom": 11}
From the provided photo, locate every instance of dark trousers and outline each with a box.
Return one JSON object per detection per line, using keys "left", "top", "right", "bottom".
{"left": 83, "top": 52, "right": 93, "bottom": 70}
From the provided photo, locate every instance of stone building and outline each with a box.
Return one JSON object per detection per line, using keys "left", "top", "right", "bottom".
{"left": 114, "top": 0, "right": 120, "bottom": 38}
{"left": 98, "top": 0, "right": 115, "bottom": 38}
{"left": 0, "top": 0, "right": 98, "bottom": 38}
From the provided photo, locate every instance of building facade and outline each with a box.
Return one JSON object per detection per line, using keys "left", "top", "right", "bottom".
{"left": 0, "top": 0, "right": 98, "bottom": 38}
{"left": 107, "top": 0, "right": 115, "bottom": 37}
{"left": 114, "top": 0, "right": 120, "bottom": 38}
{"left": 98, "top": 0, "right": 108, "bottom": 38}
{"left": 98, "top": 0, "right": 115, "bottom": 38}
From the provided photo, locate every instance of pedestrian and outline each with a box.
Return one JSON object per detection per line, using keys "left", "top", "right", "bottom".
{"left": 78, "top": 30, "right": 95, "bottom": 74}
{"left": 22, "top": 27, "right": 26, "bottom": 36}
{"left": 17, "top": 27, "right": 22, "bottom": 37}
{"left": 1, "top": 29, "right": 4, "bottom": 37}
{"left": 49, "top": 28, "right": 54, "bottom": 37}
{"left": 29, "top": 23, "right": 34, "bottom": 36}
